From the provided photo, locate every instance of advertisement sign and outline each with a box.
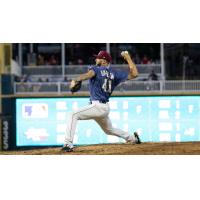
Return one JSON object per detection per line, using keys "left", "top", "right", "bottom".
{"left": 16, "top": 96, "right": 200, "bottom": 146}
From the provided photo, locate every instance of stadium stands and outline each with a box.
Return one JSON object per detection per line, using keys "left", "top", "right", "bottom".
{"left": 12, "top": 43, "right": 200, "bottom": 94}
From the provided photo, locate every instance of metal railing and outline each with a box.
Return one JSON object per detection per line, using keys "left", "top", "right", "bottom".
{"left": 22, "top": 64, "right": 161, "bottom": 76}
{"left": 14, "top": 80, "right": 200, "bottom": 95}
{"left": 22, "top": 64, "right": 162, "bottom": 83}
{"left": 164, "top": 80, "right": 200, "bottom": 91}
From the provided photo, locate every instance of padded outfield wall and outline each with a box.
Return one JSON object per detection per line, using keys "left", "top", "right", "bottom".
{"left": 1, "top": 94, "right": 200, "bottom": 150}
{"left": 2, "top": 95, "right": 200, "bottom": 150}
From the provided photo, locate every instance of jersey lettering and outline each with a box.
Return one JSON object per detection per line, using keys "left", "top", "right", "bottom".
{"left": 100, "top": 70, "right": 114, "bottom": 79}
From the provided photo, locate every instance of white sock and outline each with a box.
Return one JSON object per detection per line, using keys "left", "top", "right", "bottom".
{"left": 126, "top": 135, "right": 136, "bottom": 142}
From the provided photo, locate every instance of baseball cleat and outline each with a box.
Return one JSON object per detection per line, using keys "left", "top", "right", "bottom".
{"left": 61, "top": 144, "right": 74, "bottom": 152}
{"left": 134, "top": 132, "right": 141, "bottom": 144}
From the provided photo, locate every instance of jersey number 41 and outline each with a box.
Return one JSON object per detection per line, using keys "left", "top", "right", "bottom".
{"left": 102, "top": 78, "right": 112, "bottom": 93}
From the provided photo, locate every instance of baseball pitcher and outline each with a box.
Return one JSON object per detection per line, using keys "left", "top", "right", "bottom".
{"left": 62, "top": 50, "right": 141, "bottom": 152}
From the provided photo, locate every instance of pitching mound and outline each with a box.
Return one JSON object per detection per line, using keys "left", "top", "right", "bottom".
{"left": 1, "top": 142, "right": 200, "bottom": 155}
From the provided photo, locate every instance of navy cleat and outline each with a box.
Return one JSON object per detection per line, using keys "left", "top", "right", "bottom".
{"left": 134, "top": 132, "right": 141, "bottom": 144}
{"left": 61, "top": 144, "right": 74, "bottom": 152}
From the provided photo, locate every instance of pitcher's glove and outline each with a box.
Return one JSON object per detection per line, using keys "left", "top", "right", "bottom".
{"left": 70, "top": 80, "right": 82, "bottom": 93}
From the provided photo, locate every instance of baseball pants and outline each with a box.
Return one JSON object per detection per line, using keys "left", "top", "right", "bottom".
{"left": 64, "top": 101, "right": 135, "bottom": 146}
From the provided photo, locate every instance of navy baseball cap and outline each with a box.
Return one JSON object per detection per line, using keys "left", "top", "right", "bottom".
{"left": 94, "top": 51, "right": 112, "bottom": 63}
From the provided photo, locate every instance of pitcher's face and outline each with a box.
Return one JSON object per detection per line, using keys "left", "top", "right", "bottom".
{"left": 95, "top": 58, "right": 109, "bottom": 66}
{"left": 95, "top": 58, "right": 102, "bottom": 66}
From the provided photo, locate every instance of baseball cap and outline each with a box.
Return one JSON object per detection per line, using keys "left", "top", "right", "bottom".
{"left": 94, "top": 51, "right": 112, "bottom": 63}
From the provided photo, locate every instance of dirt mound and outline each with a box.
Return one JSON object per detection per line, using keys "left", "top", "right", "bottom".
{"left": 1, "top": 142, "right": 200, "bottom": 155}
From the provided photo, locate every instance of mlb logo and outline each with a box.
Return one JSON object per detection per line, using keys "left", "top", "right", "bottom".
{"left": 22, "top": 103, "right": 48, "bottom": 118}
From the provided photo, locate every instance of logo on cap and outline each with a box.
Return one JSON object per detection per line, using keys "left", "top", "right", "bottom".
{"left": 95, "top": 51, "right": 112, "bottom": 63}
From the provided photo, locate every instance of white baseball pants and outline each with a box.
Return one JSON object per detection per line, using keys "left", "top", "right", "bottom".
{"left": 64, "top": 101, "right": 135, "bottom": 146}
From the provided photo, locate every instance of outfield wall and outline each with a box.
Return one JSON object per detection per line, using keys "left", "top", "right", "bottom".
{"left": 1, "top": 94, "right": 200, "bottom": 150}
{"left": 16, "top": 96, "right": 200, "bottom": 146}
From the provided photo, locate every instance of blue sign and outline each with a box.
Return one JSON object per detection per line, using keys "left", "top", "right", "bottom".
{"left": 16, "top": 96, "right": 200, "bottom": 146}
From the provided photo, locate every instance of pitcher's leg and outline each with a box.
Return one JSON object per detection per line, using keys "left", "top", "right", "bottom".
{"left": 64, "top": 111, "right": 78, "bottom": 146}
{"left": 95, "top": 116, "right": 135, "bottom": 142}
{"left": 64, "top": 103, "right": 105, "bottom": 146}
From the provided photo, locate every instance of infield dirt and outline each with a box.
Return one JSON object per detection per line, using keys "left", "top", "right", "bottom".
{"left": 1, "top": 142, "right": 200, "bottom": 155}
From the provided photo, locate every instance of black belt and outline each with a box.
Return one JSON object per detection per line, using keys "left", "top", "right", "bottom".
{"left": 89, "top": 100, "right": 108, "bottom": 104}
{"left": 99, "top": 100, "right": 107, "bottom": 104}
